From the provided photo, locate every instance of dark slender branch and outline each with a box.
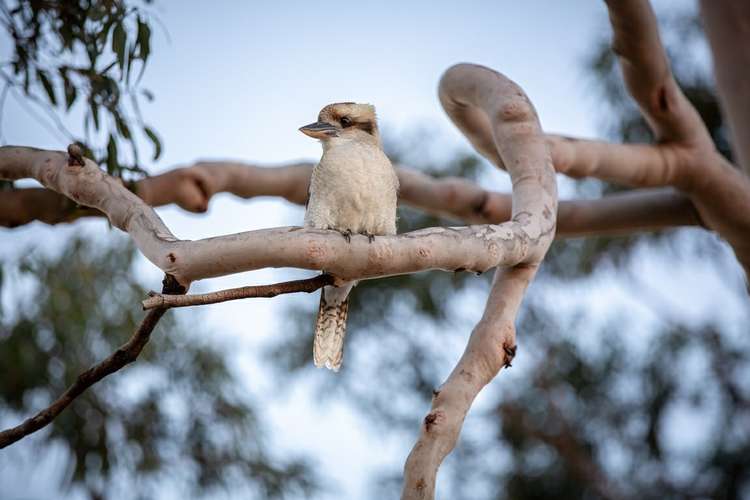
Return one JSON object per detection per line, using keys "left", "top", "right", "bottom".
{"left": 0, "top": 275, "right": 185, "bottom": 449}
{"left": 142, "top": 274, "right": 335, "bottom": 310}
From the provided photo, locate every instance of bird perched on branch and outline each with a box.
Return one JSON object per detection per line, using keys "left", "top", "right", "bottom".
{"left": 300, "top": 102, "right": 399, "bottom": 371}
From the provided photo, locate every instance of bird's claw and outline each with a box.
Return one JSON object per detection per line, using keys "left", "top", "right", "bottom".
{"left": 365, "top": 232, "right": 375, "bottom": 244}
{"left": 341, "top": 229, "right": 352, "bottom": 243}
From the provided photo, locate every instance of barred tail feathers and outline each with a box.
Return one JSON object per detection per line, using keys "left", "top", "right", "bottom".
{"left": 313, "top": 282, "right": 353, "bottom": 372}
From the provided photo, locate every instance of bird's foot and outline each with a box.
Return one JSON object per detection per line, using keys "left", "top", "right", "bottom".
{"left": 326, "top": 226, "right": 353, "bottom": 243}
{"left": 363, "top": 232, "right": 375, "bottom": 244}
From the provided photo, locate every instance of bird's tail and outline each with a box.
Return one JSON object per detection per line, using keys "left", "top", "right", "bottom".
{"left": 313, "top": 281, "right": 354, "bottom": 372}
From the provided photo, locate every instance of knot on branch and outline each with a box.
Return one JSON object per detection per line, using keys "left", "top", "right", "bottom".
{"left": 161, "top": 273, "right": 187, "bottom": 295}
{"left": 66, "top": 143, "right": 85, "bottom": 167}
{"left": 471, "top": 191, "right": 490, "bottom": 218}
{"left": 423, "top": 410, "right": 445, "bottom": 432}
{"left": 503, "top": 343, "right": 517, "bottom": 369}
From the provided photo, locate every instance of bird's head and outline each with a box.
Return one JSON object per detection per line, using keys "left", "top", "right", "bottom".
{"left": 299, "top": 102, "right": 379, "bottom": 144}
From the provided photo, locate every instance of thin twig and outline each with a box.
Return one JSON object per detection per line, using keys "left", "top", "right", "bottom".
{"left": 142, "top": 274, "right": 335, "bottom": 310}
{"left": 0, "top": 275, "right": 185, "bottom": 449}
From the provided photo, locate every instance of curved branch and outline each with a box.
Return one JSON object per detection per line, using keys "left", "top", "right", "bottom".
{"left": 401, "top": 63, "right": 557, "bottom": 500}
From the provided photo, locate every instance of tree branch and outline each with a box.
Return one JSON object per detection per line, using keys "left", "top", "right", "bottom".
{"left": 1, "top": 160, "right": 701, "bottom": 237}
{"left": 401, "top": 63, "right": 556, "bottom": 500}
{"left": 397, "top": 167, "right": 701, "bottom": 234}
{"left": 0, "top": 275, "right": 185, "bottom": 449}
{"left": 429, "top": 1, "right": 750, "bottom": 282}
{"left": 1, "top": 62, "right": 559, "bottom": 497}
{"left": 1, "top": 1, "right": 748, "bottom": 494}
{"left": 142, "top": 273, "right": 335, "bottom": 310}
{"left": 0, "top": 146, "right": 554, "bottom": 288}
{"left": 589, "top": 0, "right": 750, "bottom": 280}
{"left": 605, "top": 0, "right": 713, "bottom": 147}
{"left": 700, "top": 0, "right": 750, "bottom": 177}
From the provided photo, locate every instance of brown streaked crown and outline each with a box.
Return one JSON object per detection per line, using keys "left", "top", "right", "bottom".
{"left": 318, "top": 102, "right": 378, "bottom": 136}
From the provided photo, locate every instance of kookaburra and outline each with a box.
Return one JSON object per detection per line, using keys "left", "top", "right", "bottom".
{"left": 300, "top": 102, "right": 399, "bottom": 371}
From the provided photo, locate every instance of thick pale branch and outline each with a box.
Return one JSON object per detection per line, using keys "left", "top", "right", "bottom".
{"left": 426, "top": 71, "right": 695, "bottom": 190}
{"left": 0, "top": 146, "right": 552, "bottom": 287}
{"left": 438, "top": 63, "right": 557, "bottom": 258}
{"left": 700, "top": 0, "right": 750, "bottom": 177}
{"left": 142, "top": 274, "right": 334, "bottom": 310}
{"left": 556, "top": 188, "right": 700, "bottom": 237}
{"left": 135, "top": 160, "right": 312, "bottom": 211}
{"left": 605, "top": 0, "right": 712, "bottom": 147}
{"left": 401, "top": 63, "right": 556, "bottom": 500}
{"left": 397, "top": 167, "right": 700, "bottom": 233}
{"left": 1, "top": 160, "right": 700, "bottom": 237}
{"left": 603, "top": 0, "right": 750, "bottom": 282}
{"left": 547, "top": 135, "right": 691, "bottom": 189}
{"left": 402, "top": 264, "right": 535, "bottom": 499}
{"left": 168, "top": 225, "right": 530, "bottom": 284}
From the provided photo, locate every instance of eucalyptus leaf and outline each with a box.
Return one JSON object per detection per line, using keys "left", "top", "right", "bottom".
{"left": 144, "top": 126, "right": 162, "bottom": 161}
{"left": 37, "top": 70, "right": 57, "bottom": 106}
{"left": 112, "top": 22, "right": 127, "bottom": 72}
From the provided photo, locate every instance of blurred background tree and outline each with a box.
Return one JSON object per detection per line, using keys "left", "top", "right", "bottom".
{"left": 0, "top": 235, "right": 319, "bottom": 499}
{"left": 270, "top": 8, "right": 750, "bottom": 500}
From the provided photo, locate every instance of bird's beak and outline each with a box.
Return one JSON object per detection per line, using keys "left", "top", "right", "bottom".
{"left": 299, "top": 121, "right": 339, "bottom": 139}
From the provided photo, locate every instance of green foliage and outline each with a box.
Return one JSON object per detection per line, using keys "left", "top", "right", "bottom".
{"left": 1, "top": 0, "right": 162, "bottom": 179}
{"left": 0, "top": 236, "right": 319, "bottom": 499}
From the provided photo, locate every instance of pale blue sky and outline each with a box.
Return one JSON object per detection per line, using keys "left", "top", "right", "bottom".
{"left": 6, "top": 1, "right": 743, "bottom": 499}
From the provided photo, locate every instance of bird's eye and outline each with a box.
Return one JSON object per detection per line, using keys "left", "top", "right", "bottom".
{"left": 340, "top": 116, "right": 352, "bottom": 128}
